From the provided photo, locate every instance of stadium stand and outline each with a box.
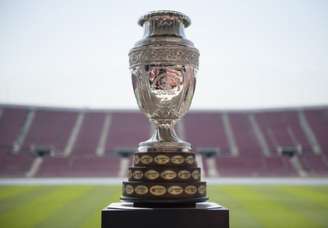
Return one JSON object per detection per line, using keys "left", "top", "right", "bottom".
{"left": 0, "top": 104, "right": 327, "bottom": 177}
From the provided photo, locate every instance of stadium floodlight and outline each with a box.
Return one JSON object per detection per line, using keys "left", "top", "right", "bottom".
{"left": 102, "top": 11, "right": 229, "bottom": 228}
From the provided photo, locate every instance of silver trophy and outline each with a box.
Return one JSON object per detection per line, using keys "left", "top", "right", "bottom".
{"left": 129, "top": 10, "right": 199, "bottom": 152}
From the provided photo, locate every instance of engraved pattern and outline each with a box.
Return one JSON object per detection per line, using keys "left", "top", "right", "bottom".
{"left": 138, "top": 10, "right": 191, "bottom": 27}
{"left": 129, "top": 46, "right": 199, "bottom": 68}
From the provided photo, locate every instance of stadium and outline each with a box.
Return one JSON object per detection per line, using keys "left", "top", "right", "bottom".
{"left": 1, "top": 105, "right": 328, "bottom": 227}
{"left": 1, "top": 1, "right": 328, "bottom": 228}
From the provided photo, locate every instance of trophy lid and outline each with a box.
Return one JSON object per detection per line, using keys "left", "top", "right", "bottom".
{"left": 138, "top": 10, "right": 191, "bottom": 28}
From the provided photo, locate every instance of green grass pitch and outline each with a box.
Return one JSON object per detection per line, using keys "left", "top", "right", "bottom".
{"left": 0, "top": 185, "right": 328, "bottom": 228}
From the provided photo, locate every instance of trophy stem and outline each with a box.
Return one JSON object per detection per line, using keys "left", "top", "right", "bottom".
{"left": 137, "top": 122, "right": 191, "bottom": 152}
{"left": 152, "top": 124, "right": 180, "bottom": 143}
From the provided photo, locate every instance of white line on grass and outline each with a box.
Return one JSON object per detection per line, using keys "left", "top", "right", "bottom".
{"left": 1, "top": 177, "right": 328, "bottom": 185}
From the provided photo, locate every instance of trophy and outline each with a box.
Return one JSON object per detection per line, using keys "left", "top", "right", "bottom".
{"left": 102, "top": 11, "right": 229, "bottom": 228}
{"left": 122, "top": 10, "right": 207, "bottom": 204}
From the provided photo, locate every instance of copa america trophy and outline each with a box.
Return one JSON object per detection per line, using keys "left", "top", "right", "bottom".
{"left": 102, "top": 10, "right": 229, "bottom": 228}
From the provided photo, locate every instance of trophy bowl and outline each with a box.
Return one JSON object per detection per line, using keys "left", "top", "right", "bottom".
{"left": 129, "top": 10, "right": 199, "bottom": 152}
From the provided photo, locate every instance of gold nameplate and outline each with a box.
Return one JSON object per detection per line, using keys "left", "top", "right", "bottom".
{"left": 127, "top": 170, "right": 132, "bottom": 179}
{"left": 133, "top": 170, "right": 143, "bottom": 180}
{"left": 185, "top": 155, "right": 194, "bottom": 164}
{"left": 145, "top": 170, "right": 160, "bottom": 180}
{"left": 125, "top": 184, "right": 134, "bottom": 195}
{"left": 185, "top": 185, "right": 197, "bottom": 195}
{"left": 161, "top": 170, "right": 177, "bottom": 180}
{"left": 154, "top": 155, "right": 170, "bottom": 165}
{"left": 192, "top": 170, "right": 200, "bottom": 180}
{"left": 134, "top": 155, "right": 140, "bottom": 164}
{"left": 150, "top": 185, "right": 166, "bottom": 196}
{"left": 168, "top": 186, "right": 183, "bottom": 195}
{"left": 135, "top": 185, "right": 148, "bottom": 195}
{"left": 198, "top": 185, "right": 206, "bottom": 194}
{"left": 171, "top": 155, "right": 184, "bottom": 164}
{"left": 140, "top": 155, "right": 153, "bottom": 164}
{"left": 178, "top": 170, "right": 191, "bottom": 179}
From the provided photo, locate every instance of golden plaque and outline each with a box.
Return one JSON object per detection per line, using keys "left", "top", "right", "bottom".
{"left": 161, "top": 170, "right": 177, "bottom": 180}
{"left": 145, "top": 170, "right": 160, "bottom": 180}
{"left": 198, "top": 185, "right": 206, "bottom": 195}
{"left": 178, "top": 170, "right": 191, "bottom": 179}
{"left": 135, "top": 185, "right": 148, "bottom": 195}
{"left": 150, "top": 185, "right": 167, "bottom": 196}
{"left": 171, "top": 155, "right": 184, "bottom": 164}
{"left": 127, "top": 170, "right": 132, "bottom": 179}
{"left": 192, "top": 170, "right": 200, "bottom": 180}
{"left": 133, "top": 170, "right": 143, "bottom": 180}
{"left": 168, "top": 186, "right": 183, "bottom": 195}
{"left": 134, "top": 155, "right": 140, "bottom": 164}
{"left": 185, "top": 185, "right": 197, "bottom": 195}
{"left": 154, "top": 155, "right": 170, "bottom": 165}
{"left": 125, "top": 185, "right": 134, "bottom": 195}
{"left": 185, "top": 155, "right": 194, "bottom": 165}
{"left": 140, "top": 155, "right": 153, "bottom": 165}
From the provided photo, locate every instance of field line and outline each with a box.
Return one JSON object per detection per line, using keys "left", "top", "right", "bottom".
{"left": 1, "top": 177, "right": 328, "bottom": 185}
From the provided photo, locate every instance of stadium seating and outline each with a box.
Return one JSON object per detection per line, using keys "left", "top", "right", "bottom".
{"left": 0, "top": 105, "right": 327, "bottom": 177}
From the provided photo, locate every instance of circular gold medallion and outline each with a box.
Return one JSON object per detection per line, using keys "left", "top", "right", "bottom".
{"left": 168, "top": 186, "right": 183, "bottom": 195}
{"left": 133, "top": 170, "right": 143, "bottom": 180}
{"left": 140, "top": 155, "right": 153, "bottom": 164}
{"left": 145, "top": 170, "right": 160, "bottom": 180}
{"left": 154, "top": 155, "right": 170, "bottom": 165}
{"left": 134, "top": 155, "right": 140, "bottom": 164}
{"left": 135, "top": 185, "right": 148, "bottom": 195}
{"left": 125, "top": 185, "right": 134, "bottom": 195}
{"left": 185, "top": 185, "right": 197, "bottom": 195}
{"left": 127, "top": 170, "right": 132, "bottom": 179}
{"left": 161, "top": 170, "right": 177, "bottom": 180}
{"left": 171, "top": 155, "right": 184, "bottom": 164}
{"left": 192, "top": 170, "right": 200, "bottom": 180}
{"left": 198, "top": 185, "right": 206, "bottom": 195}
{"left": 150, "top": 185, "right": 166, "bottom": 196}
{"left": 185, "top": 155, "right": 194, "bottom": 164}
{"left": 178, "top": 170, "right": 191, "bottom": 179}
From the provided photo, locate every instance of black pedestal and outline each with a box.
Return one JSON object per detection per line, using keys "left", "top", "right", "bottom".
{"left": 102, "top": 202, "right": 229, "bottom": 228}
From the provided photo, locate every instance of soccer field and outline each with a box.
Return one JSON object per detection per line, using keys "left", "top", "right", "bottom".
{"left": 0, "top": 185, "right": 327, "bottom": 228}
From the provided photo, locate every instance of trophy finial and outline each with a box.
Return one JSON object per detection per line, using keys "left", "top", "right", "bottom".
{"left": 138, "top": 10, "right": 191, "bottom": 27}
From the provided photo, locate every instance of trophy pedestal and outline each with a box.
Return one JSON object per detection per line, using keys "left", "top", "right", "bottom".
{"left": 102, "top": 201, "right": 229, "bottom": 228}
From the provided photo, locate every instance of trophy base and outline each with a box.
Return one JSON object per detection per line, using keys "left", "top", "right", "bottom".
{"left": 102, "top": 201, "right": 229, "bottom": 228}
{"left": 120, "top": 196, "right": 208, "bottom": 204}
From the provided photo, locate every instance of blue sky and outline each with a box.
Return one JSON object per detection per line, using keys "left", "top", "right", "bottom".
{"left": 1, "top": 0, "right": 327, "bottom": 110}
